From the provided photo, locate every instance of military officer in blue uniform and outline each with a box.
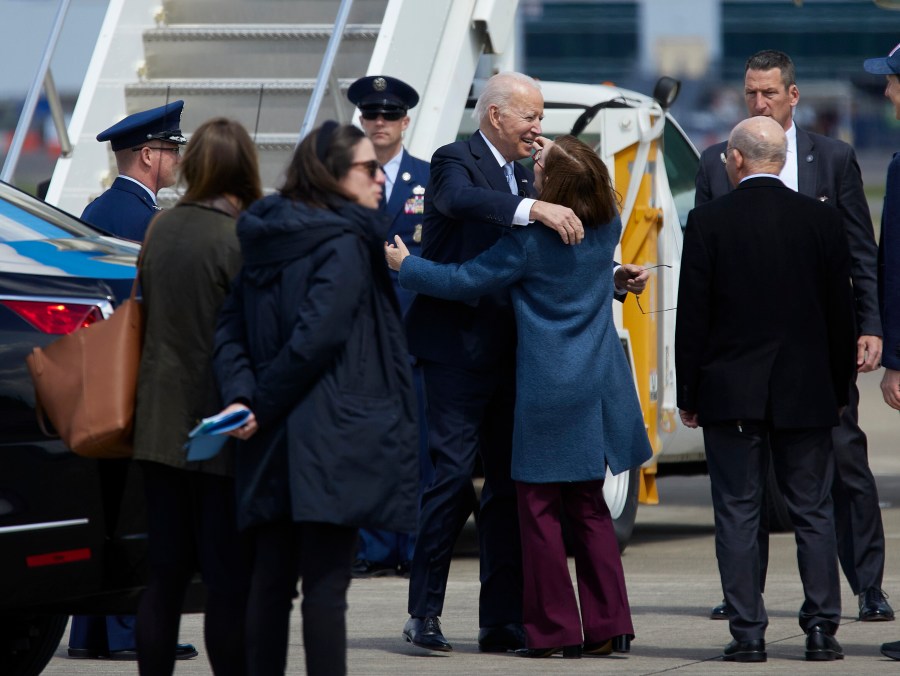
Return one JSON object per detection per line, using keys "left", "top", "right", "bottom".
{"left": 347, "top": 75, "right": 431, "bottom": 577}
{"left": 68, "top": 100, "right": 196, "bottom": 662}
{"left": 81, "top": 100, "right": 186, "bottom": 242}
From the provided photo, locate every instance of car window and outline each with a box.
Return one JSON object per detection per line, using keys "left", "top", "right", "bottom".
{"left": 0, "top": 183, "right": 99, "bottom": 242}
{"left": 662, "top": 118, "right": 699, "bottom": 229}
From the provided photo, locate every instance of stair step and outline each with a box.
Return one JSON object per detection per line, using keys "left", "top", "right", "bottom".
{"left": 161, "top": 0, "right": 388, "bottom": 25}
{"left": 142, "top": 25, "right": 380, "bottom": 79}
{"left": 125, "top": 79, "right": 358, "bottom": 133}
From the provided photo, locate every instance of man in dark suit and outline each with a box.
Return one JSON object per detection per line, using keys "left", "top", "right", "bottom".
{"left": 863, "top": 41, "right": 900, "bottom": 661}
{"left": 81, "top": 100, "right": 186, "bottom": 242}
{"left": 401, "top": 71, "right": 647, "bottom": 653}
{"left": 347, "top": 75, "right": 432, "bottom": 578}
{"left": 68, "top": 99, "right": 195, "bottom": 662}
{"left": 696, "top": 49, "right": 891, "bottom": 623}
{"left": 677, "top": 115, "right": 854, "bottom": 662}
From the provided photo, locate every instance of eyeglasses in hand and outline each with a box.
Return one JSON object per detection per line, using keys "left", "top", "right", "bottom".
{"left": 632, "top": 264, "right": 677, "bottom": 315}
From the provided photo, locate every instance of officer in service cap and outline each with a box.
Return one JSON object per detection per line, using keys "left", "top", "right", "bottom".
{"left": 346, "top": 75, "right": 431, "bottom": 579}
{"left": 68, "top": 99, "right": 198, "bottom": 662}
{"left": 80, "top": 100, "right": 187, "bottom": 242}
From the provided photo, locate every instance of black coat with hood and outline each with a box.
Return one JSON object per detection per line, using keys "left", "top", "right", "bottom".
{"left": 214, "top": 194, "right": 419, "bottom": 532}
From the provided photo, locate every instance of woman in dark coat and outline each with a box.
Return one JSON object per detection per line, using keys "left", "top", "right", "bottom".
{"left": 386, "top": 135, "right": 652, "bottom": 658}
{"left": 133, "top": 117, "right": 262, "bottom": 675}
{"left": 213, "top": 121, "right": 419, "bottom": 676}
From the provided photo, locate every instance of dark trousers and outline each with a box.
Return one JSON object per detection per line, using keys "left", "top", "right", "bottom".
{"left": 832, "top": 378, "right": 885, "bottom": 593}
{"left": 756, "top": 377, "right": 885, "bottom": 594}
{"left": 136, "top": 461, "right": 250, "bottom": 676}
{"left": 517, "top": 480, "right": 633, "bottom": 649}
{"left": 705, "top": 423, "right": 841, "bottom": 641}
{"left": 69, "top": 614, "right": 135, "bottom": 653}
{"left": 357, "top": 363, "right": 431, "bottom": 565}
{"left": 407, "top": 359, "right": 522, "bottom": 628}
{"left": 245, "top": 521, "right": 357, "bottom": 676}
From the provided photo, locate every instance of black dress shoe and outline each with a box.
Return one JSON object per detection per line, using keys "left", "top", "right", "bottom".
{"left": 477, "top": 623, "right": 526, "bottom": 652}
{"left": 352, "top": 558, "right": 397, "bottom": 579}
{"left": 108, "top": 649, "right": 138, "bottom": 660}
{"left": 722, "top": 638, "right": 766, "bottom": 663}
{"left": 881, "top": 639, "right": 900, "bottom": 660}
{"left": 805, "top": 626, "right": 843, "bottom": 661}
{"left": 403, "top": 616, "right": 452, "bottom": 652}
{"left": 175, "top": 643, "right": 199, "bottom": 660}
{"left": 710, "top": 599, "right": 728, "bottom": 620}
{"left": 859, "top": 587, "right": 895, "bottom": 621}
{"left": 517, "top": 645, "right": 581, "bottom": 658}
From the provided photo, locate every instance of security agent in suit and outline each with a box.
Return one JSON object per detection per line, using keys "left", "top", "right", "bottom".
{"left": 68, "top": 99, "right": 196, "bottom": 662}
{"left": 695, "top": 50, "right": 892, "bottom": 623}
{"left": 678, "top": 116, "right": 855, "bottom": 662}
{"left": 865, "top": 42, "right": 900, "bottom": 662}
{"left": 401, "top": 71, "right": 647, "bottom": 653}
{"left": 81, "top": 100, "right": 186, "bottom": 242}
{"left": 347, "top": 75, "right": 432, "bottom": 578}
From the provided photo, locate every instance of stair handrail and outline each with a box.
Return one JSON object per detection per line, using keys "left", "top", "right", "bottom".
{"left": 298, "top": 0, "right": 355, "bottom": 142}
{"left": 1, "top": 0, "right": 72, "bottom": 185}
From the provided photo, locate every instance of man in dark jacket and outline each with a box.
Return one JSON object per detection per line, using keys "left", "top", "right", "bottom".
{"left": 81, "top": 100, "right": 186, "bottom": 241}
{"left": 696, "top": 49, "right": 891, "bottom": 624}
{"left": 677, "top": 116, "right": 854, "bottom": 662}
{"left": 68, "top": 100, "right": 195, "bottom": 661}
{"left": 347, "top": 75, "right": 431, "bottom": 578}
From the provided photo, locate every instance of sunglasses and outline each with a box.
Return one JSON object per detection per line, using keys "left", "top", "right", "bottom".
{"left": 350, "top": 160, "right": 382, "bottom": 179}
{"left": 361, "top": 110, "right": 406, "bottom": 121}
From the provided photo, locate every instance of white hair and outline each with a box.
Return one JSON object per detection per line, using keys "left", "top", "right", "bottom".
{"left": 473, "top": 72, "right": 541, "bottom": 123}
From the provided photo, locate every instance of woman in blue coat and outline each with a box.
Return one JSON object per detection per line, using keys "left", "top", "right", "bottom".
{"left": 385, "top": 135, "right": 652, "bottom": 658}
{"left": 213, "top": 122, "right": 419, "bottom": 675}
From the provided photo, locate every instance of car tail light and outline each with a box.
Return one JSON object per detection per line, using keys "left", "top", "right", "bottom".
{"left": 1, "top": 300, "right": 104, "bottom": 334}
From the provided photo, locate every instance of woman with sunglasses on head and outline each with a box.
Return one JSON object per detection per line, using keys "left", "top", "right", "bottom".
{"left": 213, "top": 121, "right": 419, "bottom": 675}
{"left": 133, "top": 117, "right": 262, "bottom": 676}
{"left": 386, "top": 134, "right": 651, "bottom": 659}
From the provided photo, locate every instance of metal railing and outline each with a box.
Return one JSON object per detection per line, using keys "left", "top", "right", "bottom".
{"left": 297, "top": 0, "right": 354, "bottom": 142}
{"left": 1, "top": 0, "right": 73, "bottom": 186}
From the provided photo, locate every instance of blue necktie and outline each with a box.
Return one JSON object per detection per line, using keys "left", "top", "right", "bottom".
{"left": 504, "top": 162, "right": 517, "bottom": 195}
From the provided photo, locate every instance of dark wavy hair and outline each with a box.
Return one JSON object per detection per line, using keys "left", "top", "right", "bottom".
{"left": 539, "top": 135, "right": 619, "bottom": 228}
{"left": 178, "top": 117, "right": 262, "bottom": 210}
{"left": 280, "top": 123, "right": 366, "bottom": 208}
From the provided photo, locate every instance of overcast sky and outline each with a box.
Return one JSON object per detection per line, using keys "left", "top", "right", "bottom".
{"left": 1, "top": 0, "right": 107, "bottom": 98}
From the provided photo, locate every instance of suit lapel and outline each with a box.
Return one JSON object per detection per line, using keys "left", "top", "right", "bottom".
{"left": 470, "top": 132, "right": 512, "bottom": 194}
{"left": 113, "top": 176, "right": 158, "bottom": 211}
{"left": 795, "top": 127, "right": 817, "bottom": 198}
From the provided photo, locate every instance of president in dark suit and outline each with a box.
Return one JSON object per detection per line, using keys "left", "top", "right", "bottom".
{"left": 696, "top": 49, "right": 891, "bottom": 623}
{"left": 401, "top": 71, "right": 647, "bottom": 654}
{"left": 81, "top": 100, "right": 186, "bottom": 242}
{"left": 677, "top": 116, "right": 854, "bottom": 662}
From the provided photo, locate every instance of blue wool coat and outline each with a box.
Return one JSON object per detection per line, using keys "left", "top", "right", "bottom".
{"left": 399, "top": 215, "right": 652, "bottom": 483}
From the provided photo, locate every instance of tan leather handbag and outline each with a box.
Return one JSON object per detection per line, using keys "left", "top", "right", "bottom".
{"left": 24, "top": 218, "right": 157, "bottom": 459}
{"left": 25, "top": 272, "right": 144, "bottom": 459}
